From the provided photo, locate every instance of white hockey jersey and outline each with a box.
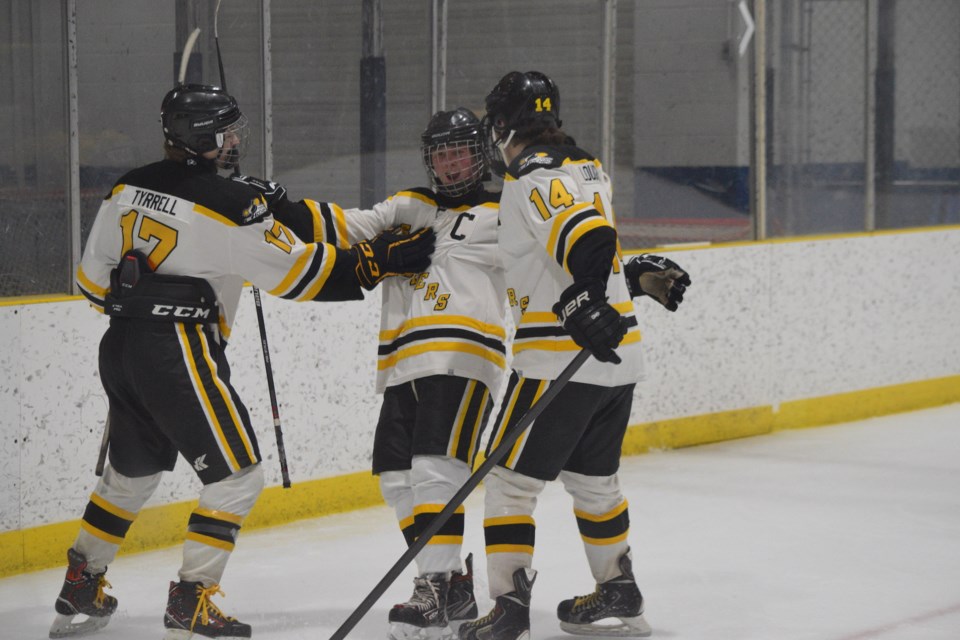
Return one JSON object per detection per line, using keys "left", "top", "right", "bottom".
{"left": 298, "top": 188, "right": 507, "bottom": 394}
{"left": 77, "top": 160, "right": 363, "bottom": 339}
{"left": 498, "top": 145, "right": 644, "bottom": 387}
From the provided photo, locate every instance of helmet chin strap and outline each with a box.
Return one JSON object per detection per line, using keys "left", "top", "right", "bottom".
{"left": 496, "top": 129, "right": 516, "bottom": 166}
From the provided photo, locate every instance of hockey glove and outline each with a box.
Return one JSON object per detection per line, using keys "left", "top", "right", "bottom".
{"left": 352, "top": 226, "right": 436, "bottom": 290}
{"left": 624, "top": 254, "right": 691, "bottom": 311}
{"left": 231, "top": 174, "right": 289, "bottom": 209}
{"left": 553, "top": 278, "right": 628, "bottom": 364}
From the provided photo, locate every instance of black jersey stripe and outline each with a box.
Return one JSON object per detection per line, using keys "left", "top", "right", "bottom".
{"left": 378, "top": 327, "right": 506, "bottom": 356}
{"left": 575, "top": 505, "right": 630, "bottom": 543}
{"left": 555, "top": 209, "right": 601, "bottom": 268}
{"left": 483, "top": 520, "right": 536, "bottom": 549}
{"left": 454, "top": 384, "right": 491, "bottom": 465}
{"left": 81, "top": 500, "right": 134, "bottom": 543}
{"left": 188, "top": 511, "right": 241, "bottom": 545}
{"left": 413, "top": 504, "right": 465, "bottom": 544}
{"left": 318, "top": 202, "right": 340, "bottom": 245}
{"left": 280, "top": 246, "right": 328, "bottom": 300}
{"left": 183, "top": 325, "right": 257, "bottom": 469}
{"left": 79, "top": 287, "right": 106, "bottom": 309}
{"left": 515, "top": 315, "right": 638, "bottom": 341}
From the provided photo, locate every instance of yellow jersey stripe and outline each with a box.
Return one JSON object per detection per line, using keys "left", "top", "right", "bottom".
{"left": 89, "top": 493, "right": 136, "bottom": 522}
{"left": 395, "top": 190, "right": 436, "bottom": 206}
{"left": 380, "top": 315, "right": 507, "bottom": 341}
{"left": 486, "top": 543, "right": 534, "bottom": 554}
{"left": 331, "top": 203, "right": 350, "bottom": 248}
{"left": 546, "top": 202, "right": 593, "bottom": 257}
{"left": 562, "top": 217, "right": 611, "bottom": 272}
{"left": 76, "top": 266, "right": 108, "bottom": 297}
{"left": 194, "top": 325, "right": 257, "bottom": 464}
{"left": 305, "top": 200, "right": 326, "bottom": 243}
{"left": 185, "top": 531, "right": 235, "bottom": 552}
{"left": 448, "top": 380, "right": 477, "bottom": 458}
{"left": 490, "top": 385, "right": 523, "bottom": 453}
{"left": 299, "top": 246, "right": 338, "bottom": 301}
{"left": 505, "top": 380, "right": 546, "bottom": 468}
{"left": 193, "top": 203, "right": 238, "bottom": 227}
{"left": 177, "top": 324, "right": 240, "bottom": 472}
{"left": 581, "top": 532, "right": 630, "bottom": 546}
{"left": 484, "top": 515, "right": 536, "bottom": 527}
{"left": 80, "top": 520, "right": 124, "bottom": 546}
{"left": 426, "top": 535, "right": 463, "bottom": 545}
{"left": 512, "top": 329, "right": 641, "bottom": 354}
{"left": 268, "top": 243, "right": 316, "bottom": 296}
{"left": 574, "top": 500, "right": 629, "bottom": 522}
{"left": 193, "top": 507, "right": 245, "bottom": 526}
{"left": 466, "top": 387, "right": 490, "bottom": 467}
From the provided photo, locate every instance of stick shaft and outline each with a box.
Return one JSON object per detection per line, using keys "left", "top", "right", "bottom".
{"left": 95, "top": 414, "right": 111, "bottom": 476}
{"left": 328, "top": 350, "right": 591, "bottom": 640}
{"left": 252, "top": 287, "right": 291, "bottom": 488}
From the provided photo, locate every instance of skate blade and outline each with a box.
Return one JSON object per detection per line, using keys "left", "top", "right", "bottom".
{"left": 388, "top": 622, "right": 455, "bottom": 640}
{"left": 49, "top": 612, "right": 111, "bottom": 638}
{"left": 560, "top": 613, "right": 652, "bottom": 638}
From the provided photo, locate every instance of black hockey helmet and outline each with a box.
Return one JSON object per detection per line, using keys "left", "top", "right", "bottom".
{"left": 160, "top": 83, "right": 248, "bottom": 169}
{"left": 420, "top": 107, "right": 487, "bottom": 198}
{"left": 482, "top": 71, "right": 561, "bottom": 175}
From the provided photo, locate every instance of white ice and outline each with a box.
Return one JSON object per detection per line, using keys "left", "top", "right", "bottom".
{"left": 2, "top": 403, "right": 959, "bottom": 639}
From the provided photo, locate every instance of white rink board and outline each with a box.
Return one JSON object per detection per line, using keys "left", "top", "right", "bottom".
{"left": 3, "top": 227, "right": 960, "bottom": 532}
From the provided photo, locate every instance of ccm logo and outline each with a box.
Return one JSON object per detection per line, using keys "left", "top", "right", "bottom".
{"left": 151, "top": 304, "right": 212, "bottom": 319}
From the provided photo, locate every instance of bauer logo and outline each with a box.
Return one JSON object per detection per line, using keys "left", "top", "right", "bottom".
{"left": 192, "top": 118, "right": 215, "bottom": 129}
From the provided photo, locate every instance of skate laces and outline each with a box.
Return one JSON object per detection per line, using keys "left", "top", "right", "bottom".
{"left": 190, "top": 584, "right": 235, "bottom": 629}
{"left": 409, "top": 576, "right": 440, "bottom": 608}
{"left": 572, "top": 588, "right": 602, "bottom": 612}
{"left": 93, "top": 575, "right": 113, "bottom": 608}
{"left": 471, "top": 602, "right": 501, "bottom": 627}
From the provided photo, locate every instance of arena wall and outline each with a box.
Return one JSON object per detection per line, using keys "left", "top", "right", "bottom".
{"left": 2, "top": 227, "right": 960, "bottom": 576}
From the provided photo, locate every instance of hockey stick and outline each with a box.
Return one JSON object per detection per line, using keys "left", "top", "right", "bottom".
{"left": 213, "top": 0, "right": 292, "bottom": 488}
{"left": 94, "top": 413, "right": 111, "bottom": 476}
{"left": 329, "top": 349, "right": 592, "bottom": 640}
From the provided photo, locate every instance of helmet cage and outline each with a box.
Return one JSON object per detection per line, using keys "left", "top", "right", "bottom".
{"left": 421, "top": 137, "right": 486, "bottom": 198}
{"left": 420, "top": 108, "right": 487, "bottom": 197}
{"left": 213, "top": 113, "right": 249, "bottom": 170}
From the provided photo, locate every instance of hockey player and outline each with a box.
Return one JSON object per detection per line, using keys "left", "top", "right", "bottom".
{"left": 234, "top": 107, "right": 503, "bottom": 640}
{"left": 457, "top": 72, "right": 690, "bottom": 640}
{"left": 52, "top": 83, "right": 435, "bottom": 640}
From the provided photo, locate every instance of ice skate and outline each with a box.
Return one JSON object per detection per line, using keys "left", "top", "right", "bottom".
{"left": 446, "top": 553, "right": 479, "bottom": 627}
{"left": 163, "top": 580, "right": 251, "bottom": 639}
{"left": 388, "top": 573, "right": 452, "bottom": 640}
{"left": 49, "top": 547, "right": 117, "bottom": 638}
{"left": 556, "top": 549, "right": 651, "bottom": 637}
{"left": 458, "top": 567, "right": 535, "bottom": 640}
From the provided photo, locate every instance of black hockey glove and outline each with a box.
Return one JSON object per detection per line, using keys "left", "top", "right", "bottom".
{"left": 553, "top": 278, "right": 628, "bottom": 364}
{"left": 352, "top": 226, "right": 436, "bottom": 290}
{"left": 231, "top": 174, "right": 289, "bottom": 209}
{"left": 624, "top": 254, "right": 691, "bottom": 311}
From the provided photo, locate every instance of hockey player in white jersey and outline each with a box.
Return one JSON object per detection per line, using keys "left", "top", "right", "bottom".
{"left": 234, "top": 107, "right": 504, "bottom": 640}
{"left": 457, "top": 72, "right": 690, "bottom": 640}
{"left": 51, "top": 84, "right": 435, "bottom": 640}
